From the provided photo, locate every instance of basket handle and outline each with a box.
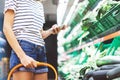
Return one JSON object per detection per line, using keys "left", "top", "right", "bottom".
{"left": 7, "top": 62, "right": 58, "bottom": 80}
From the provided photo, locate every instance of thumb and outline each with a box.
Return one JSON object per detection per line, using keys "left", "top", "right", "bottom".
{"left": 61, "top": 25, "right": 68, "bottom": 30}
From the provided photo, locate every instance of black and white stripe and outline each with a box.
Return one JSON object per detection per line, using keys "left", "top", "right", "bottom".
{"left": 5, "top": 0, "right": 45, "bottom": 46}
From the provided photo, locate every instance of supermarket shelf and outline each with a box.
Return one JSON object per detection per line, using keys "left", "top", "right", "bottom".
{"left": 87, "top": 24, "right": 120, "bottom": 42}
{"left": 58, "top": 1, "right": 120, "bottom": 80}
{"left": 63, "top": 0, "right": 105, "bottom": 38}
{"left": 63, "top": 2, "right": 120, "bottom": 51}
{"left": 63, "top": 30, "right": 120, "bottom": 54}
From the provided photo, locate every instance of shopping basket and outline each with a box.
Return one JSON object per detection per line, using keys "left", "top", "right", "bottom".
{"left": 7, "top": 62, "right": 58, "bottom": 80}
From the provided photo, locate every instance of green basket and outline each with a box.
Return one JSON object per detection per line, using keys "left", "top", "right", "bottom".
{"left": 91, "top": 22, "right": 105, "bottom": 34}
{"left": 99, "top": 4, "right": 120, "bottom": 29}
{"left": 99, "top": 16, "right": 113, "bottom": 29}
{"left": 87, "top": 27, "right": 97, "bottom": 38}
{"left": 87, "top": 21, "right": 107, "bottom": 37}
{"left": 113, "top": 9, "right": 120, "bottom": 22}
{"left": 96, "top": 22, "right": 106, "bottom": 31}
{"left": 88, "top": 0, "right": 98, "bottom": 8}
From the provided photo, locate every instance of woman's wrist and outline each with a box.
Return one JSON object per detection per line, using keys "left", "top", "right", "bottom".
{"left": 17, "top": 52, "right": 26, "bottom": 59}
{"left": 48, "top": 28, "right": 54, "bottom": 34}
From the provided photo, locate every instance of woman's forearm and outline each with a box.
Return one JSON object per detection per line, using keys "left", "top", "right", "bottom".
{"left": 41, "top": 24, "right": 62, "bottom": 39}
{"left": 41, "top": 28, "right": 53, "bottom": 39}
{"left": 3, "top": 27, "right": 26, "bottom": 58}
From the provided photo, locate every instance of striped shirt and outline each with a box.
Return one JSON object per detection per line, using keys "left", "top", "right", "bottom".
{"left": 4, "top": 0, "right": 45, "bottom": 46}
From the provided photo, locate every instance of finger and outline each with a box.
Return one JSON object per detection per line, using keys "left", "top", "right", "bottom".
{"left": 22, "top": 61, "right": 29, "bottom": 68}
{"left": 56, "top": 27, "right": 61, "bottom": 32}
{"left": 54, "top": 28, "right": 59, "bottom": 34}
{"left": 52, "top": 25, "right": 61, "bottom": 34}
{"left": 55, "top": 26, "right": 61, "bottom": 33}
{"left": 26, "top": 61, "right": 34, "bottom": 68}
{"left": 61, "top": 25, "right": 67, "bottom": 30}
{"left": 52, "top": 29, "right": 56, "bottom": 34}
{"left": 51, "top": 26, "right": 56, "bottom": 34}
{"left": 33, "top": 61, "right": 37, "bottom": 68}
{"left": 30, "top": 62, "right": 34, "bottom": 68}
{"left": 53, "top": 28, "right": 58, "bottom": 34}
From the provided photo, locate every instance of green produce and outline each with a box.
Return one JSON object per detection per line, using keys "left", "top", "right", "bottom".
{"left": 81, "top": 18, "right": 95, "bottom": 31}
{"left": 96, "top": 56, "right": 120, "bottom": 67}
{"left": 96, "top": 1, "right": 118, "bottom": 20}
{"left": 106, "top": 36, "right": 120, "bottom": 55}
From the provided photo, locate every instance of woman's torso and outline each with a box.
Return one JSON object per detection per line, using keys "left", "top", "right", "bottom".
{"left": 9, "top": 0, "right": 45, "bottom": 46}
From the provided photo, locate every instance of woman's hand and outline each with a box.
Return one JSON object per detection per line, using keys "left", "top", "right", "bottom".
{"left": 41, "top": 24, "right": 67, "bottom": 39}
{"left": 19, "top": 55, "right": 37, "bottom": 68}
{"left": 50, "top": 24, "right": 67, "bottom": 34}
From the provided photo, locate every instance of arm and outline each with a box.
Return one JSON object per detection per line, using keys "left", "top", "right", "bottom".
{"left": 3, "top": 10, "right": 37, "bottom": 68}
{"left": 41, "top": 28, "right": 53, "bottom": 39}
{"left": 41, "top": 24, "right": 67, "bottom": 39}
{"left": 3, "top": 10, "right": 25, "bottom": 59}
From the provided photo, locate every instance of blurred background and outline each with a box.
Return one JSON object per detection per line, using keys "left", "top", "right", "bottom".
{"left": 0, "top": 0, "right": 120, "bottom": 80}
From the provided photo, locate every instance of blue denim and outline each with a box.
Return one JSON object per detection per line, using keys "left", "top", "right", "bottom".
{"left": 10, "top": 40, "right": 48, "bottom": 74}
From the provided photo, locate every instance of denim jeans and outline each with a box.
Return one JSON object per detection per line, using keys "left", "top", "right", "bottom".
{"left": 10, "top": 40, "right": 48, "bottom": 74}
